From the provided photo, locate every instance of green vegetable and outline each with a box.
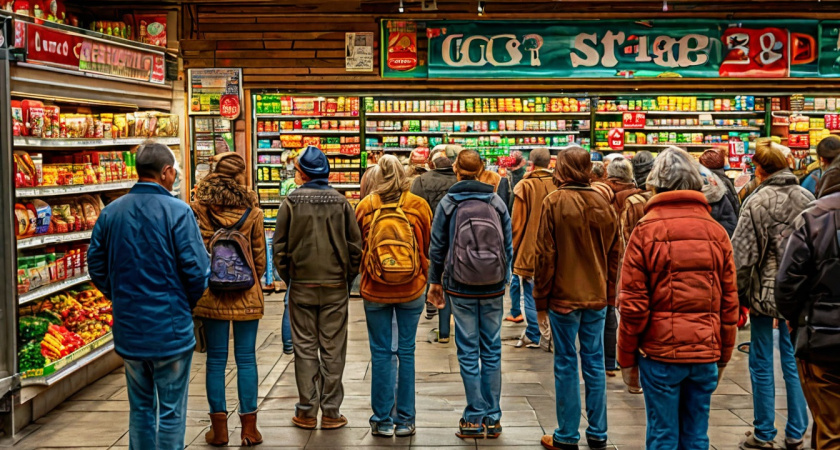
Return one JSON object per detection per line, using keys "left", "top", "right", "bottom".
{"left": 37, "top": 310, "right": 62, "bottom": 325}
{"left": 18, "top": 340, "right": 46, "bottom": 372}
{"left": 19, "top": 316, "right": 50, "bottom": 341}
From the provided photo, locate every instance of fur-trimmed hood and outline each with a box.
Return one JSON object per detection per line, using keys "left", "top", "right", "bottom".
{"left": 195, "top": 174, "right": 259, "bottom": 208}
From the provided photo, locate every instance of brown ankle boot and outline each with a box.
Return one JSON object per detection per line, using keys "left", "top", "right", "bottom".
{"left": 205, "top": 412, "right": 229, "bottom": 446}
{"left": 240, "top": 411, "right": 263, "bottom": 446}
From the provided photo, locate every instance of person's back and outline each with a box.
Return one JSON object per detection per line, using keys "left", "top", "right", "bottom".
{"left": 87, "top": 142, "right": 210, "bottom": 450}
{"left": 778, "top": 159, "right": 840, "bottom": 449}
{"left": 700, "top": 166, "right": 738, "bottom": 236}
{"left": 411, "top": 151, "right": 457, "bottom": 215}
{"left": 273, "top": 145, "right": 362, "bottom": 431}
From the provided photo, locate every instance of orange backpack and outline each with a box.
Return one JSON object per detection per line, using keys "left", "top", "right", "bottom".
{"left": 365, "top": 192, "right": 420, "bottom": 286}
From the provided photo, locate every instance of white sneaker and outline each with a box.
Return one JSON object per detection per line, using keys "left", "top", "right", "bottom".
{"left": 515, "top": 333, "right": 540, "bottom": 349}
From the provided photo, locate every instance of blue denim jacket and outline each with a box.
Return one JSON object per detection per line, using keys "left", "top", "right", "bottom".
{"left": 428, "top": 180, "right": 513, "bottom": 298}
{"left": 88, "top": 182, "right": 210, "bottom": 360}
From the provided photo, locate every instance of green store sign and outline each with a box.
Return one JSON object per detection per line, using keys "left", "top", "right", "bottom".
{"left": 381, "top": 19, "right": 840, "bottom": 79}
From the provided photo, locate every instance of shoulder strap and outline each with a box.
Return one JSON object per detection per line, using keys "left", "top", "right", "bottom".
{"left": 231, "top": 208, "right": 252, "bottom": 231}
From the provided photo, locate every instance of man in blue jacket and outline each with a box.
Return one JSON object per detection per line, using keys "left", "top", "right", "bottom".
{"left": 88, "top": 143, "right": 210, "bottom": 450}
{"left": 427, "top": 149, "right": 513, "bottom": 440}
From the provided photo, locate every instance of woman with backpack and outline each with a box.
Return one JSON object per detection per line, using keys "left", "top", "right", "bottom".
{"left": 192, "top": 152, "right": 266, "bottom": 447}
{"left": 355, "top": 154, "right": 432, "bottom": 438}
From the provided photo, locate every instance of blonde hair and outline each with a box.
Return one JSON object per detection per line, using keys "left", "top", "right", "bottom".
{"left": 371, "top": 154, "right": 410, "bottom": 201}
{"left": 753, "top": 138, "right": 789, "bottom": 175}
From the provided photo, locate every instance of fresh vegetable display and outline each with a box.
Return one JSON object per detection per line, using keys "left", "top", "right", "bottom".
{"left": 19, "top": 315, "right": 50, "bottom": 341}
{"left": 18, "top": 340, "right": 46, "bottom": 373}
{"left": 40, "top": 325, "right": 84, "bottom": 361}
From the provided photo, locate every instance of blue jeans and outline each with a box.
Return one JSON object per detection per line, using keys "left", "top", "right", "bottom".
{"left": 550, "top": 308, "right": 608, "bottom": 444}
{"left": 203, "top": 318, "right": 260, "bottom": 414}
{"left": 639, "top": 358, "right": 718, "bottom": 450}
{"left": 516, "top": 276, "right": 539, "bottom": 343}
{"left": 451, "top": 295, "right": 503, "bottom": 424}
{"left": 364, "top": 296, "right": 425, "bottom": 426}
{"left": 283, "top": 290, "right": 292, "bottom": 347}
{"left": 124, "top": 350, "right": 193, "bottom": 450}
{"left": 439, "top": 292, "right": 453, "bottom": 339}
{"left": 749, "top": 314, "right": 809, "bottom": 442}
{"left": 509, "top": 271, "right": 522, "bottom": 318}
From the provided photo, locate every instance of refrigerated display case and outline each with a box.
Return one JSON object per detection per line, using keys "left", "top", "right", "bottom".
{"left": 189, "top": 115, "right": 233, "bottom": 196}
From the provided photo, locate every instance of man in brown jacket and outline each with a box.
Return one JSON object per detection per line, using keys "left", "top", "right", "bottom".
{"left": 510, "top": 148, "right": 554, "bottom": 352}
{"left": 535, "top": 147, "right": 621, "bottom": 450}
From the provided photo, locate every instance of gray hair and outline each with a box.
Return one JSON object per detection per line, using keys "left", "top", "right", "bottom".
{"left": 591, "top": 161, "right": 605, "bottom": 178}
{"left": 606, "top": 157, "right": 634, "bottom": 183}
{"left": 530, "top": 148, "right": 551, "bottom": 168}
{"left": 136, "top": 142, "right": 176, "bottom": 179}
{"left": 646, "top": 146, "right": 703, "bottom": 193}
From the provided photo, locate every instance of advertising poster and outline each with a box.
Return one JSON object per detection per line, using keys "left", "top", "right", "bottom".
{"left": 346, "top": 32, "right": 374, "bottom": 72}
{"left": 381, "top": 20, "right": 424, "bottom": 78}
{"left": 188, "top": 68, "right": 244, "bottom": 118}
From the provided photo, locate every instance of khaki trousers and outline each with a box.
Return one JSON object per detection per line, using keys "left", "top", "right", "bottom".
{"left": 798, "top": 359, "right": 840, "bottom": 449}
{"left": 289, "top": 283, "right": 349, "bottom": 420}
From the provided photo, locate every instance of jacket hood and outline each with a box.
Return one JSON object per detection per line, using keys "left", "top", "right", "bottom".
{"left": 524, "top": 168, "right": 553, "bottom": 180}
{"left": 819, "top": 160, "right": 840, "bottom": 198}
{"left": 607, "top": 178, "right": 636, "bottom": 193}
{"left": 760, "top": 169, "right": 798, "bottom": 188}
{"left": 645, "top": 190, "right": 711, "bottom": 214}
{"left": 700, "top": 168, "right": 727, "bottom": 204}
{"left": 447, "top": 179, "right": 495, "bottom": 201}
{"left": 195, "top": 175, "right": 259, "bottom": 209}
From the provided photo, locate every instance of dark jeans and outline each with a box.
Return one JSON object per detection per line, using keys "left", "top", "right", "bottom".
{"left": 282, "top": 289, "right": 292, "bottom": 347}
{"left": 124, "top": 350, "right": 193, "bottom": 450}
{"left": 604, "top": 305, "right": 618, "bottom": 371}
{"left": 639, "top": 357, "right": 718, "bottom": 450}
{"left": 439, "top": 292, "right": 453, "bottom": 339}
{"left": 289, "top": 283, "right": 349, "bottom": 419}
{"left": 203, "top": 318, "right": 260, "bottom": 414}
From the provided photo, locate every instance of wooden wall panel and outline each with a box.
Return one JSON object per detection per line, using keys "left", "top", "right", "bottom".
{"left": 181, "top": 1, "right": 840, "bottom": 92}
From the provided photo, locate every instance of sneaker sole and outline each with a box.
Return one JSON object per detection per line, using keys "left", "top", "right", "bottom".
{"left": 372, "top": 431, "right": 395, "bottom": 437}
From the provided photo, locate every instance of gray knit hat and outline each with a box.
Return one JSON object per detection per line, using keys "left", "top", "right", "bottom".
{"left": 646, "top": 146, "right": 703, "bottom": 192}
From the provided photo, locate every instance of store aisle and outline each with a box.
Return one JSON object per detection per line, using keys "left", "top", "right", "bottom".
{"left": 10, "top": 293, "right": 787, "bottom": 449}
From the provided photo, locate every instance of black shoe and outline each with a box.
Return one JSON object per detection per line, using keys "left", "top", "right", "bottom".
{"left": 586, "top": 436, "right": 608, "bottom": 450}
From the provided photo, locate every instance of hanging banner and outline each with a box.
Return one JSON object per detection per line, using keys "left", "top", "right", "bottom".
{"left": 188, "top": 68, "right": 244, "bottom": 117}
{"left": 382, "top": 19, "right": 840, "bottom": 79}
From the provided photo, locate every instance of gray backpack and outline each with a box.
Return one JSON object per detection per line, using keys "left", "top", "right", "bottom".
{"left": 446, "top": 199, "right": 506, "bottom": 286}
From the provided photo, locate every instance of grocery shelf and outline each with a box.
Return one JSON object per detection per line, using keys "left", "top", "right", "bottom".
{"left": 621, "top": 126, "right": 761, "bottom": 131}
{"left": 258, "top": 200, "right": 286, "bottom": 205}
{"left": 255, "top": 148, "right": 292, "bottom": 153}
{"left": 256, "top": 164, "right": 288, "bottom": 167}
{"left": 20, "top": 334, "right": 114, "bottom": 387}
{"left": 365, "top": 131, "right": 446, "bottom": 136}
{"left": 258, "top": 130, "right": 360, "bottom": 136}
{"left": 774, "top": 110, "right": 840, "bottom": 115}
{"left": 17, "top": 231, "right": 93, "bottom": 250}
{"left": 366, "top": 112, "right": 589, "bottom": 117}
{"left": 256, "top": 182, "right": 281, "bottom": 187}
{"left": 264, "top": 218, "right": 277, "bottom": 224}
{"left": 367, "top": 147, "right": 416, "bottom": 152}
{"left": 622, "top": 143, "right": 728, "bottom": 148}
{"left": 595, "top": 110, "right": 764, "bottom": 116}
{"left": 448, "top": 131, "right": 580, "bottom": 136}
{"left": 16, "top": 181, "right": 136, "bottom": 198}
{"left": 256, "top": 114, "right": 360, "bottom": 119}
{"left": 13, "top": 136, "right": 180, "bottom": 148}
{"left": 324, "top": 153, "right": 362, "bottom": 158}
{"left": 331, "top": 184, "right": 361, "bottom": 189}
{"left": 19, "top": 274, "right": 92, "bottom": 305}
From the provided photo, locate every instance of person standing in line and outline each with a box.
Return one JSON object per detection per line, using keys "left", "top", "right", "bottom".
{"left": 356, "top": 155, "right": 432, "bottom": 438}
{"left": 699, "top": 148, "right": 740, "bottom": 216}
{"left": 800, "top": 135, "right": 840, "bottom": 195}
{"left": 777, "top": 156, "right": 840, "bottom": 450}
{"left": 617, "top": 147, "right": 739, "bottom": 450}
{"left": 500, "top": 150, "right": 527, "bottom": 323}
{"left": 511, "top": 148, "right": 555, "bottom": 351}
{"left": 699, "top": 165, "right": 738, "bottom": 236}
{"left": 405, "top": 147, "right": 430, "bottom": 184}
{"left": 427, "top": 149, "right": 513, "bottom": 440}
{"left": 410, "top": 146, "right": 460, "bottom": 334}
{"left": 605, "top": 157, "right": 642, "bottom": 215}
{"left": 87, "top": 143, "right": 210, "bottom": 450}
{"left": 631, "top": 150, "right": 655, "bottom": 192}
{"left": 619, "top": 151, "right": 657, "bottom": 246}
{"left": 535, "top": 147, "right": 621, "bottom": 450}
{"left": 361, "top": 149, "right": 385, "bottom": 199}
{"left": 273, "top": 145, "right": 363, "bottom": 431}
{"left": 731, "top": 142, "right": 813, "bottom": 450}
{"left": 192, "top": 152, "right": 266, "bottom": 447}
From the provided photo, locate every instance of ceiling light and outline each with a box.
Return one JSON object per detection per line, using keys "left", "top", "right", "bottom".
{"left": 662, "top": 0, "right": 668, "bottom": 11}
{"left": 478, "top": 0, "right": 485, "bottom": 16}
{"left": 399, "top": 0, "right": 404, "bottom": 13}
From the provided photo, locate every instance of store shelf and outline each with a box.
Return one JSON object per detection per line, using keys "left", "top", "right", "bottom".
{"left": 366, "top": 112, "right": 589, "bottom": 117}
{"left": 448, "top": 131, "right": 579, "bottom": 136}
{"left": 365, "top": 131, "right": 446, "bottom": 136}
{"left": 256, "top": 182, "right": 281, "bottom": 187}
{"left": 331, "top": 184, "right": 361, "bottom": 189}
{"left": 258, "top": 200, "right": 286, "bottom": 205}
{"left": 16, "top": 181, "right": 136, "bottom": 198}
{"left": 19, "top": 274, "right": 91, "bottom": 305}
{"left": 264, "top": 218, "right": 277, "bottom": 224}
{"left": 367, "top": 147, "right": 417, "bottom": 152}
{"left": 595, "top": 110, "right": 764, "bottom": 116}
{"left": 774, "top": 110, "right": 840, "bottom": 115}
{"left": 17, "top": 231, "right": 93, "bottom": 250}
{"left": 257, "top": 164, "right": 288, "bottom": 167}
{"left": 256, "top": 114, "right": 360, "bottom": 119}
{"left": 619, "top": 126, "right": 761, "bottom": 131}
{"left": 13, "top": 137, "right": 180, "bottom": 148}
{"left": 324, "top": 153, "right": 361, "bottom": 157}
{"left": 621, "top": 143, "right": 728, "bottom": 148}
{"left": 258, "top": 130, "right": 360, "bottom": 136}
{"left": 20, "top": 335, "right": 114, "bottom": 387}
{"left": 329, "top": 167, "right": 363, "bottom": 172}
{"left": 255, "top": 148, "right": 292, "bottom": 153}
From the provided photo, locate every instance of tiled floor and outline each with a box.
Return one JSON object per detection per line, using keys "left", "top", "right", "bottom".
{"left": 10, "top": 292, "right": 803, "bottom": 449}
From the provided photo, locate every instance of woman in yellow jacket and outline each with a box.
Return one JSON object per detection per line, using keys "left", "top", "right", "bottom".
{"left": 355, "top": 155, "right": 432, "bottom": 438}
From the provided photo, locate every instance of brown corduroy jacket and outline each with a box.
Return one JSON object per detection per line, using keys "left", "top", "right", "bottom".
{"left": 534, "top": 183, "right": 621, "bottom": 313}
{"left": 511, "top": 169, "right": 555, "bottom": 278}
{"left": 192, "top": 176, "right": 266, "bottom": 321}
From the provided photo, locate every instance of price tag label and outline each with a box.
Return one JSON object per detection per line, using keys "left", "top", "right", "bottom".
{"left": 622, "top": 112, "right": 646, "bottom": 129}
{"left": 220, "top": 95, "right": 241, "bottom": 120}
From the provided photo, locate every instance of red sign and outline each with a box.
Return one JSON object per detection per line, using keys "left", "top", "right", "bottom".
{"left": 387, "top": 23, "right": 418, "bottom": 71}
{"left": 608, "top": 128, "right": 625, "bottom": 151}
{"left": 26, "top": 23, "right": 82, "bottom": 68}
{"left": 219, "top": 94, "right": 241, "bottom": 120}
{"left": 719, "top": 27, "right": 816, "bottom": 78}
{"left": 622, "top": 112, "right": 646, "bottom": 129}
{"left": 14, "top": 21, "right": 25, "bottom": 48}
{"left": 79, "top": 39, "right": 158, "bottom": 83}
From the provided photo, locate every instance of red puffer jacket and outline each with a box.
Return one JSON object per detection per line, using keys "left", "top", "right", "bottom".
{"left": 617, "top": 191, "right": 739, "bottom": 368}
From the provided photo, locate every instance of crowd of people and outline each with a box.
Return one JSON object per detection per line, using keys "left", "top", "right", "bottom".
{"left": 84, "top": 136, "right": 840, "bottom": 449}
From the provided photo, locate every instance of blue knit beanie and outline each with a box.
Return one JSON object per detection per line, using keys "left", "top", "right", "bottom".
{"left": 296, "top": 145, "right": 330, "bottom": 179}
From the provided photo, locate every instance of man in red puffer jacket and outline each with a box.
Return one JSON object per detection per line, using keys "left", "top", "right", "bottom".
{"left": 618, "top": 146, "right": 739, "bottom": 450}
